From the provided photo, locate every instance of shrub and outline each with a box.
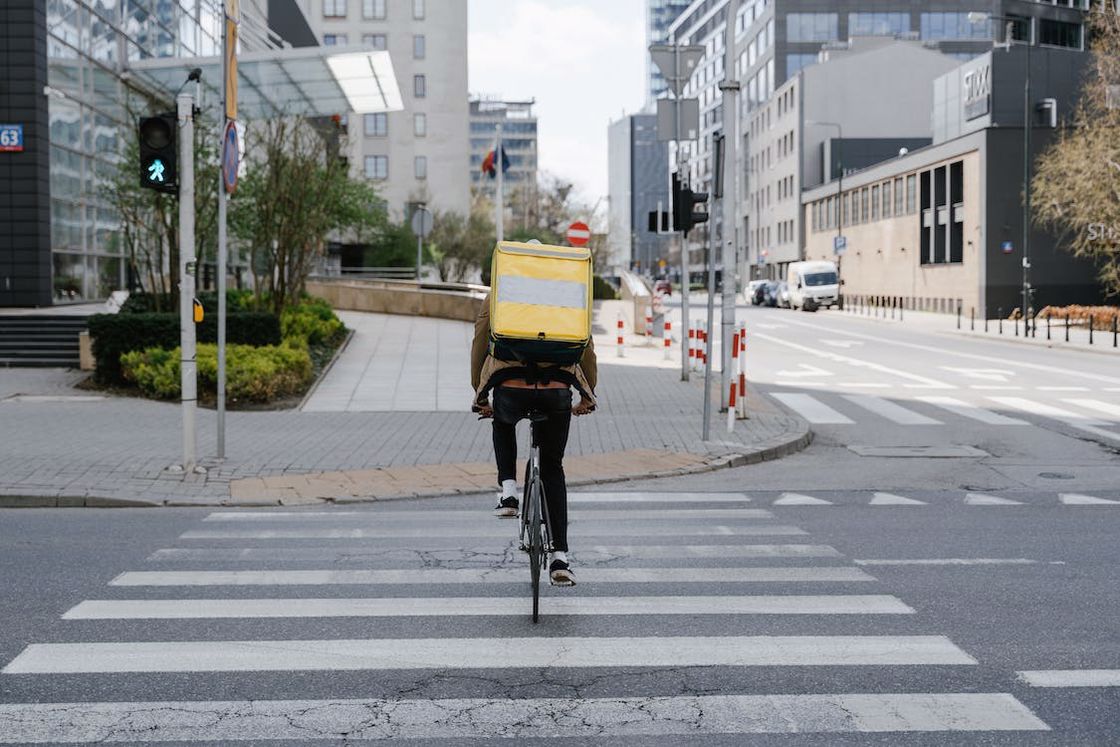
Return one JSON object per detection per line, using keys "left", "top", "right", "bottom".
{"left": 122, "top": 290, "right": 258, "bottom": 314}
{"left": 281, "top": 300, "right": 345, "bottom": 346}
{"left": 90, "top": 312, "right": 281, "bottom": 385}
{"left": 593, "top": 275, "right": 619, "bottom": 300}
{"left": 122, "top": 343, "right": 313, "bottom": 403}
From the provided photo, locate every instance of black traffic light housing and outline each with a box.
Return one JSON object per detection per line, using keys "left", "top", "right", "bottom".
{"left": 672, "top": 171, "right": 709, "bottom": 237}
{"left": 138, "top": 113, "right": 177, "bottom": 194}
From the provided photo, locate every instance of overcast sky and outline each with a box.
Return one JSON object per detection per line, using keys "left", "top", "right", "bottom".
{"left": 468, "top": 0, "right": 647, "bottom": 207}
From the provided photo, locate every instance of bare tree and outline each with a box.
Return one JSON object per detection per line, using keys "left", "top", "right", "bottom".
{"left": 1033, "top": 11, "right": 1120, "bottom": 298}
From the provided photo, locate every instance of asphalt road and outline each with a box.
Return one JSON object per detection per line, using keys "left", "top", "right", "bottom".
{"left": 2, "top": 305, "right": 1119, "bottom": 744}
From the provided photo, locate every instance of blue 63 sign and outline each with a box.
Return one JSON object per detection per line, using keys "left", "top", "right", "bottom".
{"left": 0, "top": 124, "right": 24, "bottom": 152}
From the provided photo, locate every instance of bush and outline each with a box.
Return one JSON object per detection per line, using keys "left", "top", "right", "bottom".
{"left": 593, "top": 275, "right": 619, "bottom": 300}
{"left": 281, "top": 298, "right": 345, "bottom": 346}
{"left": 89, "top": 312, "right": 281, "bottom": 385}
{"left": 122, "top": 343, "right": 313, "bottom": 403}
{"left": 122, "top": 290, "right": 257, "bottom": 314}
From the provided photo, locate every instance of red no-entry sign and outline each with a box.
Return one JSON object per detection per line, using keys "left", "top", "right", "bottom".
{"left": 566, "top": 221, "right": 591, "bottom": 247}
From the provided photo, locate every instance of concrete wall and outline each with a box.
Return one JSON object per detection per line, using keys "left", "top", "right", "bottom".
{"left": 306, "top": 279, "right": 486, "bottom": 322}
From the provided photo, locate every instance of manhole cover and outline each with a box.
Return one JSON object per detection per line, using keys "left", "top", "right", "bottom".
{"left": 1038, "top": 472, "right": 1075, "bottom": 480}
{"left": 848, "top": 445, "right": 989, "bottom": 458}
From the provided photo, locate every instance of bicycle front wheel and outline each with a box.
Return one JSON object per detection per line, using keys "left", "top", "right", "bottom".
{"left": 524, "top": 480, "right": 543, "bottom": 623}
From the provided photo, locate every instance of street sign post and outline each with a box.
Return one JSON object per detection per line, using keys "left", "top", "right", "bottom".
{"left": 216, "top": 1, "right": 239, "bottom": 460}
{"left": 833, "top": 235, "right": 848, "bottom": 255}
{"left": 566, "top": 221, "right": 591, "bottom": 247}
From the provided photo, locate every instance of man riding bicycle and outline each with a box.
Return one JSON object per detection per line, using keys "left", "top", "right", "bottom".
{"left": 471, "top": 291, "right": 597, "bottom": 587}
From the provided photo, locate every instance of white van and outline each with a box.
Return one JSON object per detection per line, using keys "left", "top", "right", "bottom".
{"left": 786, "top": 261, "right": 839, "bottom": 311}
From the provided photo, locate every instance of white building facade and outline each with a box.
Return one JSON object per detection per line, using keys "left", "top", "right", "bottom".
{"left": 299, "top": 0, "right": 469, "bottom": 218}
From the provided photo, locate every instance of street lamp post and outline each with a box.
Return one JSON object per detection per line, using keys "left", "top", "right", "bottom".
{"left": 808, "top": 120, "right": 843, "bottom": 308}
{"left": 970, "top": 12, "right": 1033, "bottom": 334}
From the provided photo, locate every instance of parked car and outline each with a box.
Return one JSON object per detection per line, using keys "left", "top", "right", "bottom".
{"left": 751, "top": 280, "right": 772, "bottom": 306}
{"left": 762, "top": 281, "right": 782, "bottom": 307}
{"left": 777, "top": 281, "right": 792, "bottom": 308}
{"left": 747, "top": 280, "right": 767, "bottom": 306}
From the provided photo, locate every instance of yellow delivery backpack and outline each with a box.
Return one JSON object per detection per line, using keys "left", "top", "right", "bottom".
{"left": 489, "top": 241, "right": 593, "bottom": 365}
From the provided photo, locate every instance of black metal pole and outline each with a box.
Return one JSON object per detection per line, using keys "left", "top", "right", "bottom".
{"left": 1065, "top": 312, "right": 1070, "bottom": 342}
{"left": 1047, "top": 312, "right": 1051, "bottom": 340}
{"left": 1114, "top": 314, "right": 1118, "bottom": 348}
{"left": 971, "top": 307, "right": 975, "bottom": 331}
{"left": 1089, "top": 316, "right": 1094, "bottom": 345}
{"left": 999, "top": 308, "right": 1003, "bottom": 335}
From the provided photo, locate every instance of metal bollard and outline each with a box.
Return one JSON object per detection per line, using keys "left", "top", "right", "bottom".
{"left": 1089, "top": 316, "right": 1094, "bottom": 345}
{"left": 664, "top": 320, "right": 672, "bottom": 360}
{"left": 1065, "top": 313, "right": 1070, "bottom": 343}
{"left": 970, "top": 307, "right": 975, "bottom": 331}
{"left": 645, "top": 308, "right": 652, "bottom": 344}
{"left": 1114, "top": 314, "right": 1118, "bottom": 348}
{"left": 738, "top": 322, "right": 748, "bottom": 418}
{"left": 688, "top": 324, "right": 696, "bottom": 370}
{"left": 984, "top": 309, "right": 989, "bottom": 333}
{"left": 957, "top": 303, "right": 961, "bottom": 330}
{"left": 1015, "top": 315, "right": 1019, "bottom": 337}
{"left": 998, "top": 308, "right": 1003, "bottom": 335}
{"left": 1047, "top": 313, "right": 1051, "bottom": 341}
{"left": 727, "top": 331, "right": 739, "bottom": 433}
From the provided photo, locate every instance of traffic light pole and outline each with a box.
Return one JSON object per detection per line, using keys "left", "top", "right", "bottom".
{"left": 176, "top": 91, "right": 198, "bottom": 473}
{"left": 673, "top": 36, "right": 691, "bottom": 383}
{"left": 719, "top": 0, "right": 740, "bottom": 412}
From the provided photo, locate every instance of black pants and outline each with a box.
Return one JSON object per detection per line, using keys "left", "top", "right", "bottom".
{"left": 492, "top": 386, "right": 572, "bottom": 552}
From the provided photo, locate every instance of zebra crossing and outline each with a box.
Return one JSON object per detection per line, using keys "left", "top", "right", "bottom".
{"left": 770, "top": 389, "right": 1120, "bottom": 438}
{"left": 0, "top": 490, "right": 1076, "bottom": 741}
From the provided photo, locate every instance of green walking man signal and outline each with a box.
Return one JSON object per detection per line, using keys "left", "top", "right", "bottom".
{"left": 138, "top": 113, "right": 178, "bottom": 195}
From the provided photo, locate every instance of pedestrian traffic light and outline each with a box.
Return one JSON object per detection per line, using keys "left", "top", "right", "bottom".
{"left": 672, "top": 171, "right": 709, "bottom": 237}
{"left": 138, "top": 113, "right": 177, "bottom": 194}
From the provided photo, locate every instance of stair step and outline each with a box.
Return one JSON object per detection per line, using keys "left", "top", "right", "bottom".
{"left": 0, "top": 359, "right": 79, "bottom": 368}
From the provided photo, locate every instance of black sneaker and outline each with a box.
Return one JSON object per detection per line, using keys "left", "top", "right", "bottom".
{"left": 494, "top": 495, "right": 519, "bottom": 518}
{"left": 549, "top": 558, "right": 576, "bottom": 586}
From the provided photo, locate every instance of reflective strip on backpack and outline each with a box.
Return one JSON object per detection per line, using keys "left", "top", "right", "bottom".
{"left": 497, "top": 276, "right": 588, "bottom": 310}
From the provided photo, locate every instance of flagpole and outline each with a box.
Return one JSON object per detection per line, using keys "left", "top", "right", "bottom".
{"left": 495, "top": 124, "right": 504, "bottom": 243}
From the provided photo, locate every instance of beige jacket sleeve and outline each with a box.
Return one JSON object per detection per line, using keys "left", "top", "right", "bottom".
{"left": 470, "top": 295, "right": 491, "bottom": 394}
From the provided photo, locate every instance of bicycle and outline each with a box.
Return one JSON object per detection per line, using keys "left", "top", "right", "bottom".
{"left": 518, "top": 410, "right": 553, "bottom": 623}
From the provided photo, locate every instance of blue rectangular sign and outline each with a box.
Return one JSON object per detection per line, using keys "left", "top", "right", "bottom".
{"left": 0, "top": 124, "right": 23, "bottom": 152}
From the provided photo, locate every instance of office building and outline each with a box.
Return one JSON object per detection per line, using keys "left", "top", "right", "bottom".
{"left": 802, "top": 46, "right": 1101, "bottom": 316}
{"left": 608, "top": 113, "right": 673, "bottom": 275}
{"left": 297, "top": 0, "right": 469, "bottom": 218}
{"left": 469, "top": 97, "right": 538, "bottom": 220}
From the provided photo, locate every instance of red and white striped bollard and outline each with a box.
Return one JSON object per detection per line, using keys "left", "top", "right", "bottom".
{"left": 616, "top": 313, "right": 625, "bottom": 358}
{"left": 727, "top": 331, "right": 740, "bottom": 432}
{"left": 663, "top": 320, "right": 672, "bottom": 360}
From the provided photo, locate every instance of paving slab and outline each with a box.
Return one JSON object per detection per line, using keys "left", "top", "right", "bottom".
{"left": 0, "top": 307, "right": 810, "bottom": 507}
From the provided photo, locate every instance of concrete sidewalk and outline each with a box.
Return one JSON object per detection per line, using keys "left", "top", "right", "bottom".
{"left": 0, "top": 307, "right": 810, "bottom": 508}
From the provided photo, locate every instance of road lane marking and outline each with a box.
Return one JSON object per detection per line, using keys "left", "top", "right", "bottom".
{"left": 752, "top": 331, "right": 954, "bottom": 389}
{"left": 0, "top": 693, "right": 1050, "bottom": 741}
{"left": 842, "top": 395, "right": 942, "bottom": 425}
{"left": 1017, "top": 670, "right": 1120, "bottom": 688}
{"left": 776, "top": 363, "right": 834, "bottom": 378}
{"left": 64, "top": 595, "right": 914, "bottom": 619}
{"left": 838, "top": 382, "right": 892, "bottom": 389}
{"left": 201, "top": 508, "right": 777, "bottom": 522}
{"left": 771, "top": 394, "right": 853, "bottom": 424}
{"left": 1059, "top": 493, "right": 1120, "bottom": 505}
{"left": 964, "top": 493, "right": 1023, "bottom": 506}
{"left": 110, "top": 567, "right": 861, "bottom": 586}
{"left": 147, "top": 544, "right": 850, "bottom": 563}
{"left": 969, "top": 385, "right": 1024, "bottom": 391}
{"left": 0, "top": 635, "right": 979, "bottom": 673}
{"left": 1036, "top": 386, "right": 1090, "bottom": 392}
{"left": 569, "top": 492, "right": 751, "bottom": 503}
{"left": 179, "top": 525, "right": 808, "bottom": 540}
{"left": 1062, "top": 398, "right": 1120, "bottom": 421}
{"left": 774, "top": 493, "right": 833, "bottom": 506}
{"left": 869, "top": 493, "right": 927, "bottom": 506}
{"left": 855, "top": 558, "right": 1039, "bottom": 566}
{"left": 915, "top": 396, "right": 1029, "bottom": 426}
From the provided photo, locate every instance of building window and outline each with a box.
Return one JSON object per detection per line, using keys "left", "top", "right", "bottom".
{"left": 848, "top": 12, "right": 910, "bottom": 36}
{"left": 786, "top": 13, "right": 838, "bottom": 43}
{"left": 906, "top": 174, "right": 917, "bottom": 213}
{"left": 413, "top": 34, "right": 426, "bottom": 59}
{"left": 323, "top": 33, "right": 347, "bottom": 45}
{"left": 414, "top": 156, "right": 427, "bottom": 179}
{"left": 414, "top": 74, "right": 426, "bottom": 98}
{"left": 323, "top": 0, "right": 347, "bottom": 18}
{"left": 364, "top": 112, "right": 387, "bottom": 137}
{"left": 894, "top": 177, "right": 904, "bottom": 215}
{"left": 882, "top": 181, "right": 892, "bottom": 219}
{"left": 1039, "top": 19, "right": 1081, "bottom": 49}
{"left": 414, "top": 113, "right": 427, "bottom": 137}
{"left": 362, "top": 33, "right": 387, "bottom": 49}
{"left": 871, "top": 185, "right": 880, "bottom": 221}
{"left": 861, "top": 188, "right": 869, "bottom": 223}
{"left": 787, "top": 53, "right": 816, "bottom": 76}
{"left": 920, "top": 13, "right": 992, "bottom": 41}
{"left": 364, "top": 155, "right": 388, "bottom": 180}
{"left": 842, "top": 192, "right": 851, "bottom": 225}
{"left": 363, "top": 0, "right": 385, "bottom": 19}
{"left": 413, "top": 0, "right": 425, "bottom": 19}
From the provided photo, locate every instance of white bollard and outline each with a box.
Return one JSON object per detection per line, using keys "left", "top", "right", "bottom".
{"left": 738, "top": 321, "right": 748, "bottom": 418}
{"left": 616, "top": 313, "right": 625, "bottom": 358}
{"left": 728, "top": 331, "right": 739, "bottom": 433}
{"left": 664, "top": 320, "right": 672, "bottom": 360}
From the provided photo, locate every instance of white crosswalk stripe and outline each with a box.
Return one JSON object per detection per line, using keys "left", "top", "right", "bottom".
{"left": 842, "top": 394, "right": 942, "bottom": 425}
{"left": 1059, "top": 493, "right": 1120, "bottom": 505}
{"left": 0, "top": 490, "right": 1054, "bottom": 741}
{"left": 1062, "top": 398, "right": 1120, "bottom": 421}
{"left": 0, "top": 693, "right": 1049, "bottom": 742}
{"left": 772, "top": 393, "right": 854, "bottom": 424}
{"left": 988, "top": 396, "right": 1107, "bottom": 424}
{"left": 964, "top": 493, "right": 1023, "bottom": 506}
{"left": 915, "top": 396, "right": 1030, "bottom": 426}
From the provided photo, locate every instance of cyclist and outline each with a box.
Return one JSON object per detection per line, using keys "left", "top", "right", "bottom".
{"left": 471, "top": 292, "right": 597, "bottom": 587}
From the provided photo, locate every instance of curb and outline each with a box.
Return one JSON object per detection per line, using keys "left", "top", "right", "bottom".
{"left": 0, "top": 495, "right": 161, "bottom": 508}
{"left": 297, "top": 328, "right": 356, "bottom": 410}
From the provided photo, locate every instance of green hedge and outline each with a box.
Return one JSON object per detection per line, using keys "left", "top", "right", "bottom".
{"left": 121, "top": 343, "right": 313, "bottom": 403}
{"left": 281, "top": 297, "right": 345, "bottom": 346}
{"left": 89, "top": 312, "right": 281, "bottom": 385}
{"left": 121, "top": 290, "right": 258, "bottom": 315}
{"left": 593, "top": 275, "right": 619, "bottom": 300}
